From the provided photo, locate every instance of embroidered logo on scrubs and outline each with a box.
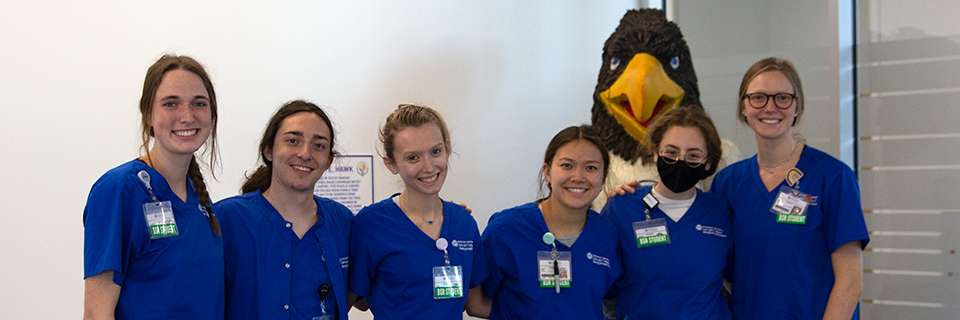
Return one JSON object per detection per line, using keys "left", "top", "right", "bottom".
{"left": 450, "top": 239, "right": 474, "bottom": 251}
{"left": 695, "top": 224, "right": 727, "bottom": 237}
{"left": 339, "top": 256, "right": 349, "bottom": 269}
{"left": 586, "top": 252, "right": 611, "bottom": 268}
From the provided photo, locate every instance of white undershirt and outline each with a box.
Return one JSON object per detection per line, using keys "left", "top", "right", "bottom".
{"left": 651, "top": 188, "right": 696, "bottom": 222}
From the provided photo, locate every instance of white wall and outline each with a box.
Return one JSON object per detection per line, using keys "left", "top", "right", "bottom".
{"left": 0, "top": 1, "right": 637, "bottom": 318}
{"left": 673, "top": 0, "right": 853, "bottom": 164}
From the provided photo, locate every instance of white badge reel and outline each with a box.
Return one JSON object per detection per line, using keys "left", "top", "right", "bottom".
{"left": 433, "top": 238, "right": 464, "bottom": 299}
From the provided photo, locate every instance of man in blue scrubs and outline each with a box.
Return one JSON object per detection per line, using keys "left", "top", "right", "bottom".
{"left": 214, "top": 100, "right": 353, "bottom": 320}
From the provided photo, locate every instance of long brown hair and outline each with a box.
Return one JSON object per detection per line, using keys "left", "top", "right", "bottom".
{"left": 241, "top": 100, "right": 338, "bottom": 194}
{"left": 139, "top": 54, "right": 221, "bottom": 236}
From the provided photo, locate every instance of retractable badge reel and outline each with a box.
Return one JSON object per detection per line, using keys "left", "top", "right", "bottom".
{"left": 632, "top": 192, "right": 670, "bottom": 247}
{"left": 432, "top": 238, "right": 464, "bottom": 299}
{"left": 313, "top": 284, "right": 334, "bottom": 320}
{"left": 138, "top": 170, "right": 179, "bottom": 239}
{"left": 538, "top": 232, "right": 572, "bottom": 292}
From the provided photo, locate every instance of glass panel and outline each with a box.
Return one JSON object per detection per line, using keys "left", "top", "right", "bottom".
{"left": 859, "top": 170, "right": 960, "bottom": 213}
{"left": 860, "top": 92, "right": 960, "bottom": 136}
{"left": 859, "top": 0, "right": 960, "bottom": 318}
{"left": 674, "top": 1, "right": 845, "bottom": 159}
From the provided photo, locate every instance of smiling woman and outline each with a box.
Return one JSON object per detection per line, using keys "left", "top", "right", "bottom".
{"left": 601, "top": 106, "right": 732, "bottom": 320}
{"left": 348, "top": 104, "right": 488, "bottom": 319}
{"left": 82, "top": 55, "right": 224, "bottom": 320}
{"left": 469, "top": 125, "right": 624, "bottom": 319}
{"left": 712, "top": 57, "right": 869, "bottom": 320}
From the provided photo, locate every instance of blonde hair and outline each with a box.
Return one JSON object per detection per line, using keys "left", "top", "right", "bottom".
{"left": 737, "top": 57, "right": 805, "bottom": 126}
{"left": 379, "top": 104, "right": 451, "bottom": 164}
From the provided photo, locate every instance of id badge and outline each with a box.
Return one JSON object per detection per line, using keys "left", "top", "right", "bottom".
{"left": 537, "top": 251, "right": 572, "bottom": 288}
{"left": 770, "top": 186, "right": 810, "bottom": 224}
{"left": 632, "top": 218, "right": 670, "bottom": 247}
{"left": 143, "top": 201, "right": 178, "bottom": 239}
{"left": 311, "top": 316, "right": 334, "bottom": 320}
{"left": 433, "top": 265, "right": 464, "bottom": 299}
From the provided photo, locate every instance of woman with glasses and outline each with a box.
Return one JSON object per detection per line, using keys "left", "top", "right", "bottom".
{"left": 601, "top": 106, "right": 733, "bottom": 319}
{"left": 710, "top": 57, "right": 868, "bottom": 319}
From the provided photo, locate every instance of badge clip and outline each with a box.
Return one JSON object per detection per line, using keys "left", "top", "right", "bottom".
{"left": 137, "top": 170, "right": 158, "bottom": 201}
{"left": 318, "top": 284, "right": 330, "bottom": 315}
{"left": 436, "top": 238, "right": 450, "bottom": 266}
{"left": 786, "top": 168, "right": 803, "bottom": 187}
{"left": 542, "top": 232, "right": 561, "bottom": 293}
{"left": 642, "top": 192, "right": 659, "bottom": 220}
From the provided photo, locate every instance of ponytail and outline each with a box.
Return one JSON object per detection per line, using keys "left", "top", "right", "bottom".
{"left": 188, "top": 157, "right": 221, "bottom": 237}
{"left": 240, "top": 165, "right": 272, "bottom": 194}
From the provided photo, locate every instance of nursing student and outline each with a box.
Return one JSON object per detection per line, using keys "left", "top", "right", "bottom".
{"left": 213, "top": 100, "right": 353, "bottom": 320}
{"left": 601, "top": 107, "right": 732, "bottom": 319}
{"left": 83, "top": 55, "right": 224, "bottom": 319}
{"left": 469, "top": 125, "right": 623, "bottom": 319}
{"left": 710, "top": 57, "right": 868, "bottom": 319}
{"left": 348, "top": 104, "right": 487, "bottom": 319}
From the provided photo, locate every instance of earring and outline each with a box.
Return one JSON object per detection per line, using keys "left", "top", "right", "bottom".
{"left": 792, "top": 113, "right": 798, "bottom": 126}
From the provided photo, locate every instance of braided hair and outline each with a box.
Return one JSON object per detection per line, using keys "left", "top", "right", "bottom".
{"left": 139, "top": 54, "right": 221, "bottom": 236}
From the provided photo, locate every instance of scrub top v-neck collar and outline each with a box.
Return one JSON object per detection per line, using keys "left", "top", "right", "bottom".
{"left": 133, "top": 160, "right": 197, "bottom": 207}
{"left": 389, "top": 193, "right": 450, "bottom": 249}
{"left": 660, "top": 189, "right": 706, "bottom": 229}
{"left": 534, "top": 203, "right": 594, "bottom": 249}
{"left": 752, "top": 145, "right": 809, "bottom": 195}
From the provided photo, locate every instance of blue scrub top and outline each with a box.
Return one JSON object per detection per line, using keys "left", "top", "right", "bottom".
{"left": 711, "top": 146, "right": 869, "bottom": 320}
{"left": 602, "top": 186, "right": 732, "bottom": 320}
{"left": 349, "top": 195, "right": 487, "bottom": 320}
{"left": 83, "top": 159, "right": 224, "bottom": 320}
{"left": 214, "top": 191, "right": 352, "bottom": 320}
{"left": 482, "top": 201, "right": 623, "bottom": 320}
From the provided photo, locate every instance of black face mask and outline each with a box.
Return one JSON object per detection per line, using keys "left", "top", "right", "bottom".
{"left": 656, "top": 156, "right": 707, "bottom": 193}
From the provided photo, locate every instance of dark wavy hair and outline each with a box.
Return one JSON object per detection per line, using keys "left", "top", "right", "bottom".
{"left": 241, "top": 100, "right": 338, "bottom": 194}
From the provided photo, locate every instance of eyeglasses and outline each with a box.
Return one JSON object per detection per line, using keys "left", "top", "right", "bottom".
{"left": 742, "top": 92, "right": 796, "bottom": 109}
{"left": 659, "top": 149, "right": 707, "bottom": 168}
